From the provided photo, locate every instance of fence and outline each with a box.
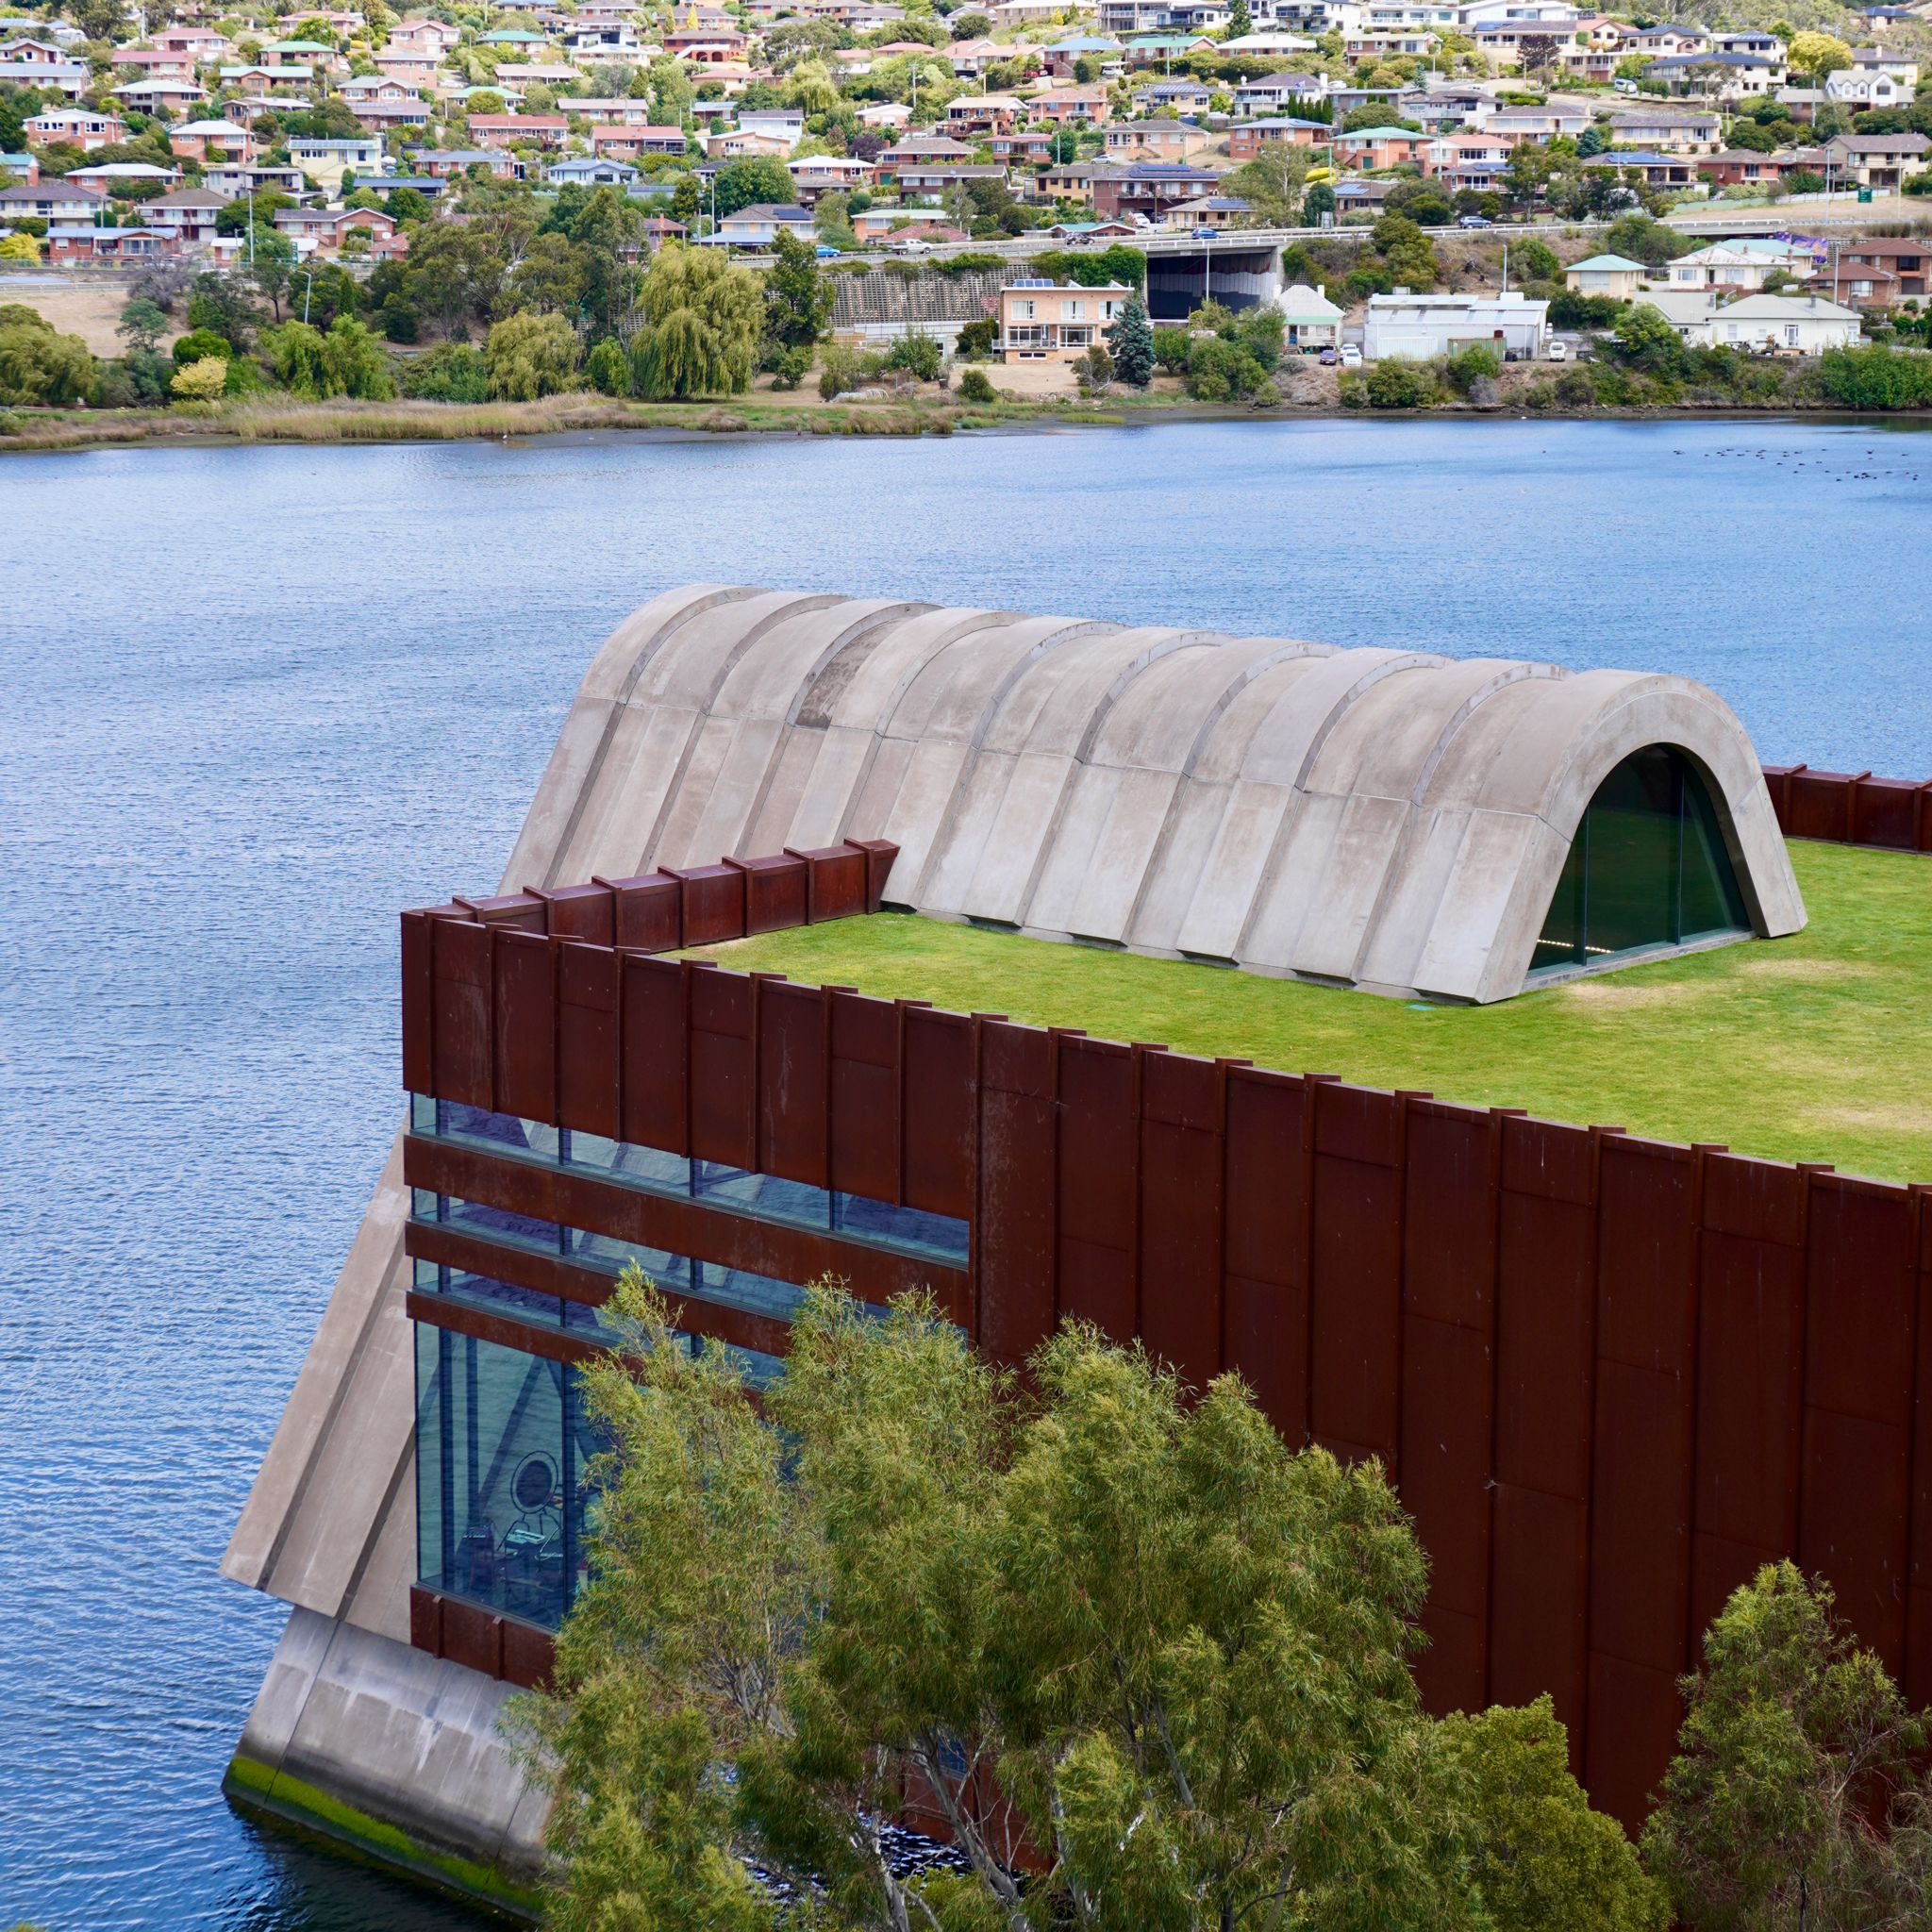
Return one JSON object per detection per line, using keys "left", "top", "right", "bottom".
{"left": 1762, "top": 762, "right": 1932, "bottom": 853}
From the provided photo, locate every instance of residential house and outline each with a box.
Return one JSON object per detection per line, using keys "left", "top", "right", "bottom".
{"left": 663, "top": 24, "right": 747, "bottom": 61}
{"left": 371, "top": 50, "right": 441, "bottom": 87}
{"left": 988, "top": 0, "right": 1064, "bottom": 25}
{"left": 1696, "top": 149, "right": 1813, "bottom": 190}
{"left": 1039, "top": 160, "right": 1095, "bottom": 202}
{"left": 1105, "top": 120, "right": 1209, "bottom": 162}
{"left": 203, "top": 162, "right": 308, "bottom": 200}
{"left": 347, "top": 98, "right": 434, "bottom": 135}
{"left": 1168, "top": 192, "right": 1251, "bottom": 228}
{"left": 892, "top": 161, "right": 1010, "bottom": 201}
{"left": 561, "top": 20, "right": 644, "bottom": 56}
{"left": 141, "top": 186, "right": 230, "bottom": 247}
{"left": 997, "top": 275, "right": 1132, "bottom": 360}
{"left": 0, "top": 34, "right": 75, "bottom": 65}
{"left": 709, "top": 202, "right": 815, "bottom": 247}
{"left": 1040, "top": 36, "right": 1123, "bottom": 78}
{"left": 1422, "top": 131, "right": 1512, "bottom": 191}
{"left": 705, "top": 128, "right": 792, "bottom": 159}
{"left": 1335, "top": 125, "right": 1437, "bottom": 171}
{"left": 946, "top": 38, "right": 1008, "bottom": 79}
{"left": 1606, "top": 108, "right": 1722, "bottom": 155}
{"left": 1643, "top": 50, "right": 1784, "bottom": 99}
{"left": 45, "top": 224, "right": 166, "bottom": 262}
{"left": 787, "top": 154, "right": 877, "bottom": 203}
{"left": 1043, "top": 216, "right": 1138, "bottom": 238}
{"left": 1090, "top": 161, "right": 1224, "bottom": 222}
{"left": 946, "top": 95, "right": 1025, "bottom": 138}
{"left": 1563, "top": 252, "right": 1651, "bottom": 299}
{"left": 572, "top": 99, "right": 678, "bottom": 128}
{"left": 987, "top": 128, "right": 1055, "bottom": 168}
{"left": 1227, "top": 117, "right": 1327, "bottom": 160}
{"left": 1279, "top": 281, "right": 1344, "bottom": 348}
{"left": 1822, "top": 131, "right": 1930, "bottom": 192}
{"left": 1707, "top": 291, "right": 1860, "bottom": 352}
{"left": 1580, "top": 150, "right": 1699, "bottom": 192}
{"left": 275, "top": 203, "right": 403, "bottom": 253}
{"left": 111, "top": 46, "right": 202, "bottom": 79}
{"left": 545, "top": 157, "right": 642, "bottom": 190}
{"left": 388, "top": 15, "right": 461, "bottom": 58}
{"left": 219, "top": 63, "right": 316, "bottom": 95}
{"left": 1133, "top": 78, "right": 1213, "bottom": 114}
{"left": 1364, "top": 287, "right": 1550, "bottom": 360}
{"left": 469, "top": 114, "right": 569, "bottom": 151}
{"left": 287, "top": 137, "right": 384, "bottom": 190}
{"left": 0, "top": 177, "right": 103, "bottom": 224}
{"left": 1622, "top": 24, "right": 1707, "bottom": 58}
{"left": 23, "top": 107, "right": 127, "bottom": 150}
{"left": 875, "top": 135, "right": 979, "bottom": 184}
{"left": 1709, "top": 30, "right": 1783, "bottom": 58}
{"left": 1232, "top": 75, "right": 1327, "bottom": 116}
{"left": 1833, "top": 236, "right": 1932, "bottom": 305}
{"left": 1484, "top": 102, "right": 1591, "bottom": 141}
{"left": 1030, "top": 85, "right": 1111, "bottom": 126}
{"left": 1221, "top": 28, "right": 1318, "bottom": 55}
{"left": 67, "top": 159, "right": 181, "bottom": 194}
{"left": 169, "top": 119, "right": 256, "bottom": 164}
{"left": 110, "top": 77, "right": 208, "bottom": 114}
{"left": 0, "top": 150, "right": 38, "bottom": 184}
{"left": 1665, "top": 240, "right": 1817, "bottom": 291}
{"left": 0, "top": 57, "right": 86, "bottom": 94}
{"left": 404, "top": 148, "right": 518, "bottom": 179}
{"left": 591, "top": 126, "right": 689, "bottom": 160}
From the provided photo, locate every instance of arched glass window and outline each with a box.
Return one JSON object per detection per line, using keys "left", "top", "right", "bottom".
{"left": 1531, "top": 745, "right": 1750, "bottom": 976}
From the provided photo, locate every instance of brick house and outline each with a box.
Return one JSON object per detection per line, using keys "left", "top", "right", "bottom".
{"left": 996, "top": 275, "right": 1132, "bottom": 360}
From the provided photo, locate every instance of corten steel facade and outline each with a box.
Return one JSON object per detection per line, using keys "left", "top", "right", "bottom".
{"left": 397, "top": 849, "right": 1932, "bottom": 1839}
{"left": 1761, "top": 761, "right": 1932, "bottom": 853}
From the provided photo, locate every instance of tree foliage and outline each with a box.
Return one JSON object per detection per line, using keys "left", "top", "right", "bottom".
{"left": 484, "top": 310, "right": 580, "bottom": 399}
{"left": 712, "top": 155, "right": 795, "bottom": 221}
{"left": 264, "top": 316, "right": 394, "bottom": 400}
{"left": 1641, "top": 1561, "right": 1928, "bottom": 1931}
{"left": 629, "top": 243, "right": 763, "bottom": 399}
{"left": 764, "top": 228, "right": 833, "bottom": 351}
{"left": 0, "top": 307, "right": 94, "bottom": 406}
{"left": 168, "top": 355, "right": 229, "bottom": 402}
{"left": 1106, "top": 292, "right": 1154, "bottom": 387}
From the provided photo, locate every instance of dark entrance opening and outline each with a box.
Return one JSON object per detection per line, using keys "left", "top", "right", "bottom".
{"left": 1532, "top": 744, "right": 1751, "bottom": 975}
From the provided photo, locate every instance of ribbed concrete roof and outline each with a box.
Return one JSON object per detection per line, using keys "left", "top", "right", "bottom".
{"left": 507, "top": 585, "right": 1804, "bottom": 1004}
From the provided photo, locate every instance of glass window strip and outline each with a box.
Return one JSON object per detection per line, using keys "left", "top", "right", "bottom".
{"left": 408, "top": 1092, "right": 968, "bottom": 1266}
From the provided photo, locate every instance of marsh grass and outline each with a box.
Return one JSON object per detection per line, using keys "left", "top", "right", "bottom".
{"left": 685, "top": 841, "right": 1932, "bottom": 1185}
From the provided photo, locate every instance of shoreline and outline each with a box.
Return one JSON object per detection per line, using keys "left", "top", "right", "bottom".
{"left": 5, "top": 391, "right": 1931, "bottom": 456}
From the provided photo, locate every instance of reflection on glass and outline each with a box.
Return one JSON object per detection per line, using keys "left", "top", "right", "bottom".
{"left": 1531, "top": 745, "right": 1751, "bottom": 975}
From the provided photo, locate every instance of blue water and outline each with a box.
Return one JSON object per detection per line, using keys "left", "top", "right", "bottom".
{"left": 1, "top": 417, "right": 1928, "bottom": 1932}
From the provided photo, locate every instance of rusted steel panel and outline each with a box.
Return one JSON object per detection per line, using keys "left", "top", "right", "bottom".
{"left": 1590, "top": 1359, "right": 1692, "bottom": 1674}
{"left": 736, "top": 853, "right": 809, "bottom": 936}
{"left": 673, "top": 864, "right": 746, "bottom": 948}
{"left": 1801, "top": 1406, "right": 1909, "bottom": 1672}
{"left": 1913, "top": 1202, "right": 1932, "bottom": 1604}
{"left": 978, "top": 1020, "right": 1057, "bottom": 1365}
{"left": 1402, "top": 1102, "right": 1494, "bottom": 1331}
{"left": 1804, "top": 1176, "right": 1915, "bottom": 1429}
{"left": 437, "top": 1595, "right": 503, "bottom": 1678}
{"left": 408, "top": 1585, "right": 442, "bottom": 1658}
{"left": 1497, "top": 1188, "right": 1595, "bottom": 1503}
{"left": 788, "top": 843, "right": 868, "bottom": 923}
{"left": 1695, "top": 1224, "right": 1805, "bottom": 1553}
{"left": 828, "top": 991, "right": 900, "bottom": 1206}
{"left": 492, "top": 927, "right": 557, "bottom": 1125}
{"left": 689, "top": 969, "right": 757, "bottom": 1171}
{"left": 1138, "top": 1052, "right": 1222, "bottom": 1389}
{"left": 1490, "top": 1482, "right": 1589, "bottom": 1747}
{"left": 431, "top": 913, "right": 492, "bottom": 1109}
{"left": 1400, "top": 1312, "right": 1491, "bottom": 1619}
{"left": 1758, "top": 763, "right": 1799, "bottom": 829}
{"left": 758, "top": 979, "right": 829, "bottom": 1188}
{"left": 1597, "top": 1139, "right": 1698, "bottom": 1375}
{"left": 1585, "top": 1653, "right": 1681, "bottom": 1838}
{"left": 1224, "top": 1070, "right": 1309, "bottom": 1441}
{"left": 499, "top": 1619, "right": 556, "bottom": 1691}
{"left": 620, "top": 955, "right": 688, "bottom": 1155}
{"left": 1415, "top": 1603, "right": 1485, "bottom": 1719}
{"left": 848, "top": 838, "right": 900, "bottom": 911}
{"left": 1058, "top": 1038, "right": 1136, "bottom": 1340}
{"left": 1500, "top": 1113, "right": 1594, "bottom": 1206}
{"left": 1309, "top": 1136, "right": 1402, "bottom": 1466}
{"left": 1850, "top": 775, "right": 1924, "bottom": 851}
{"left": 598, "top": 871, "right": 682, "bottom": 953}
{"left": 1313, "top": 1079, "right": 1402, "bottom": 1168}
{"left": 400, "top": 909, "right": 434, "bottom": 1095}
{"left": 558, "top": 942, "right": 621, "bottom": 1141}
{"left": 1690, "top": 1528, "right": 1777, "bottom": 1654}
{"left": 456, "top": 891, "right": 546, "bottom": 932}
{"left": 1787, "top": 770, "right": 1857, "bottom": 842}
{"left": 1910, "top": 1586, "right": 1932, "bottom": 1710}
{"left": 903, "top": 1007, "right": 975, "bottom": 1220}
{"left": 532, "top": 881, "right": 615, "bottom": 944}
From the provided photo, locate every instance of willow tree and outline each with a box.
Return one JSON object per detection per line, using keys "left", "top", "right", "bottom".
{"left": 629, "top": 243, "right": 764, "bottom": 401}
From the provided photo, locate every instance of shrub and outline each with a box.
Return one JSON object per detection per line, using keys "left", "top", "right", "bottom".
{"left": 400, "top": 342, "right": 491, "bottom": 403}
{"left": 585, "top": 337, "right": 632, "bottom": 397}
{"left": 1364, "top": 358, "right": 1438, "bottom": 408}
{"left": 956, "top": 366, "right": 995, "bottom": 403}
{"left": 882, "top": 327, "right": 942, "bottom": 382}
{"left": 1152, "top": 325, "right": 1192, "bottom": 375}
{"left": 1816, "top": 342, "right": 1932, "bottom": 409}
{"left": 486, "top": 311, "right": 580, "bottom": 401}
{"left": 170, "top": 355, "right": 229, "bottom": 402}
{"left": 766, "top": 344, "right": 811, "bottom": 391}
{"left": 1185, "top": 335, "right": 1267, "bottom": 401}
{"left": 817, "top": 341, "right": 876, "bottom": 399}
{"left": 1548, "top": 290, "right": 1624, "bottom": 330}
{"left": 379, "top": 293, "right": 420, "bottom": 343}
{"left": 1444, "top": 342, "right": 1500, "bottom": 395}
{"left": 172, "top": 327, "right": 234, "bottom": 366}
{"left": 0, "top": 310, "right": 94, "bottom": 406}
{"left": 1554, "top": 366, "right": 1598, "bottom": 408}
{"left": 1513, "top": 239, "right": 1561, "bottom": 282}
{"left": 1075, "top": 342, "right": 1113, "bottom": 388}
{"left": 955, "top": 318, "right": 996, "bottom": 360}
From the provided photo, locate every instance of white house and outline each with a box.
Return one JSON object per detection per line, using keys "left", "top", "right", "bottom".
{"left": 1667, "top": 241, "right": 1816, "bottom": 292}
{"left": 1364, "top": 288, "right": 1550, "bottom": 360}
{"left": 1564, "top": 253, "right": 1651, "bottom": 300}
{"left": 1707, "top": 292, "right": 1860, "bottom": 354}
{"left": 1277, "top": 281, "right": 1344, "bottom": 349}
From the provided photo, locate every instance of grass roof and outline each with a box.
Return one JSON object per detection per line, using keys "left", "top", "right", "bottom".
{"left": 684, "top": 841, "right": 1932, "bottom": 1187}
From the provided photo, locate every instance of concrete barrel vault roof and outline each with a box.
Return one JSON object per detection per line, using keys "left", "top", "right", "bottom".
{"left": 507, "top": 584, "right": 1804, "bottom": 1005}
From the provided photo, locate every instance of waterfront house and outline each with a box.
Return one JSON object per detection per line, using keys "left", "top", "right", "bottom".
{"left": 1364, "top": 287, "right": 1550, "bottom": 360}
{"left": 1706, "top": 291, "right": 1860, "bottom": 353}
{"left": 1278, "top": 280, "right": 1344, "bottom": 348}
{"left": 997, "top": 275, "right": 1133, "bottom": 359}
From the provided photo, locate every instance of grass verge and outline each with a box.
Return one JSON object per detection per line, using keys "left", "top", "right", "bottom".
{"left": 685, "top": 841, "right": 1932, "bottom": 1186}
{"left": 224, "top": 1754, "right": 544, "bottom": 1922}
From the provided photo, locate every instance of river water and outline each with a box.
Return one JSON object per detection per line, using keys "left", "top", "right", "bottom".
{"left": 1, "top": 417, "right": 1928, "bottom": 1932}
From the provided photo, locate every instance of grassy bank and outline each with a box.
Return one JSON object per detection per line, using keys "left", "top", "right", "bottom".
{"left": 224, "top": 1753, "right": 543, "bottom": 1922}
{"left": 685, "top": 841, "right": 1932, "bottom": 1188}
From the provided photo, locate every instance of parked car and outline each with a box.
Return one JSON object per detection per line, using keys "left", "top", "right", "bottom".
{"left": 1457, "top": 213, "right": 1492, "bottom": 229}
{"left": 815, "top": 243, "right": 840, "bottom": 258}
{"left": 1546, "top": 339, "right": 1570, "bottom": 362}
{"left": 1340, "top": 343, "right": 1362, "bottom": 367}
{"left": 1319, "top": 346, "right": 1339, "bottom": 364}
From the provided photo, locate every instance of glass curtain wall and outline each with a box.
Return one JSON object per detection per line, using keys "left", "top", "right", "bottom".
{"left": 1532, "top": 745, "right": 1750, "bottom": 975}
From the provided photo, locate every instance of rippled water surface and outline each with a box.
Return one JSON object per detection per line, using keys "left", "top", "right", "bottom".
{"left": 2, "top": 418, "right": 1929, "bottom": 1931}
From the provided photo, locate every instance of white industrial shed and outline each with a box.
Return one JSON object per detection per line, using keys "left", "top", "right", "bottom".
{"left": 512, "top": 584, "right": 1804, "bottom": 1003}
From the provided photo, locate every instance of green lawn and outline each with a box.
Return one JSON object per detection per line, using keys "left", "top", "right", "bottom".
{"left": 684, "top": 841, "right": 1932, "bottom": 1186}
